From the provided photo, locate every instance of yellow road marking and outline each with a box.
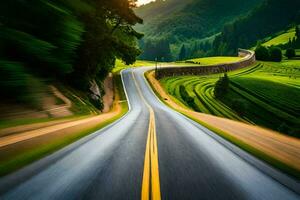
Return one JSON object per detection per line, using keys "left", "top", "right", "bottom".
{"left": 131, "top": 71, "right": 161, "bottom": 200}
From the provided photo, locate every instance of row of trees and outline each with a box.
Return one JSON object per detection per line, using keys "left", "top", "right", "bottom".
{"left": 255, "top": 45, "right": 282, "bottom": 62}
{"left": 177, "top": 41, "right": 213, "bottom": 61}
{"left": 0, "top": 0, "right": 143, "bottom": 108}
{"left": 139, "top": 39, "right": 172, "bottom": 61}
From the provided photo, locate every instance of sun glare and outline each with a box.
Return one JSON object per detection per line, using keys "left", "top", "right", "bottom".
{"left": 137, "top": 0, "right": 155, "bottom": 6}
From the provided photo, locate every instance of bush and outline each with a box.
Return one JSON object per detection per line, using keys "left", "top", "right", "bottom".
{"left": 255, "top": 45, "right": 270, "bottom": 61}
{"left": 214, "top": 74, "right": 229, "bottom": 99}
{"left": 285, "top": 48, "right": 296, "bottom": 59}
{"left": 231, "top": 99, "right": 248, "bottom": 117}
{"left": 269, "top": 47, "right": 282, "bottom": 62}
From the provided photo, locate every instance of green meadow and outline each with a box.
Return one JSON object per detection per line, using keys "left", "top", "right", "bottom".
{"left": 186, "top": 57, "right": 243, "bottom": 65}
{"left": 160, "top": 60, "right": 300, "bottom": 136}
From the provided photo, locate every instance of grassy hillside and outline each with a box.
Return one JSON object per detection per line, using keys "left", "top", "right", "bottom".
{"left": 263, "top": 28, "right": 296, "bottom": 46}
{"left": 161, "top": 60, "right": 300, "bottom": 137}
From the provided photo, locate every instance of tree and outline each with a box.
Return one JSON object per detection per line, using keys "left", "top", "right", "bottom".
{"left": 269, "top": 47, "right": 282, "bottom": 62}
{"left": 296, "top": 25, "right": 300, "bottom": 38}
{"left": 285, "top": 48, "right": 296, "bottom": 59}
{"left": 214, "top": 74, "right": 230, "bottom": 99}
{"left": 255, "top": 45, "right": 270, "bottom": 61}
{"left": 178, "top": 45, "right": 186, "bottom": 61}
{"left": 71, "top": 0, "right": 143, "bottom": 89}
{"left": 0, "top": 0, "right": 144, "bottom": 108}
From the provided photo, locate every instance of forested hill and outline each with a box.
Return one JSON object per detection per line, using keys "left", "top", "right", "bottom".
{"left": 135, "top": 0, "right": 262, "bottom": 60}
{"left": 213, "top": 0, "right": 300, "bottom": 55}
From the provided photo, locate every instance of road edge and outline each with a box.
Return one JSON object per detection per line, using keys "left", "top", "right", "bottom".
{"left": 143, "top": 68, "right": 300, "bottom": 195}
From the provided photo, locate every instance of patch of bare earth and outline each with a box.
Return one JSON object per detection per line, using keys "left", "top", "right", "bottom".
{"left": 147, "top": 71, "right": 300, "bottom": 172}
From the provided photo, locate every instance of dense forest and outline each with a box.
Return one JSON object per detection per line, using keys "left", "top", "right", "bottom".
{"left": 212, "top": 0, "right": 300, "bottom": 56}
{"left": 135, "top": 0, "right": 263, "bottom": 60}
{"left": 0, "top": 0, "right": 142, "bottom": 109}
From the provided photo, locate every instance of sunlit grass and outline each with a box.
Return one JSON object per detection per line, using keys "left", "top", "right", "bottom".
{"left": 263, "top": 28, "right": 296, "bottom": 46}
{"left": 160, "top": 60, "right": 300, "bottom": 136}
{"left": 187, "top": 56, "right": 243, "bottom": 65}
{"left": 113, "top": 59, "right": 156, "bottom": 73}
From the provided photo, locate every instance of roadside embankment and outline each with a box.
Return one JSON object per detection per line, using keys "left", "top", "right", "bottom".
{"left": 0, "top": 73, "right": 128, "bottom": 176}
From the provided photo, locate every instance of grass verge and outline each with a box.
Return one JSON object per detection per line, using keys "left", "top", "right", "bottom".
{"left": 145, "top": 71, "right": 300, "bottom": 179}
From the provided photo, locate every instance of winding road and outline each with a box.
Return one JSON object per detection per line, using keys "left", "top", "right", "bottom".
{"left": 0, "top": 67, "right": 299, "bottom": 200}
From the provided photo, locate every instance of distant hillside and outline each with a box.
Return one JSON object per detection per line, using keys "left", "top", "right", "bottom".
{"left": 262, "top": 27, "right": 296, "bottom": 47}
{"left": 213, "top": 0, "right": 300, "bottom": 55}
{"left": 135, "top": 0, "right": 262, "bottom": 59}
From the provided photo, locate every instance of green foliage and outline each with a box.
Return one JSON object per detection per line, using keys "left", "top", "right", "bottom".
{"left": 0, "top": 61, "right": 45, "bottom": 108}
{"left": 0, "top": 0, "right": 143, "bottom": 108}
{"left": 161, "top": 60, "right": 300, "bottom": 137}
{"left": 296, "top": 25, "right": 300, "bottom": 38}
{"left": 286, "top": 48, "right": 296, "bottom": 58}
{"left": 139, "top": 39, "right": 172, "bottom": 61}
{"left": 135, "top": 0, "right": 262, "bottom": 59}
{"left": 178, "top": 45, "right": 187, "bottom": 61}
{"left": 269, "top": 47, "right": 282, "bottom": 62}
{"left": 213, "top": 0, "right": 300, "bottom": 55}
{"left": 255, "top": 45, "right": 282, "bottom": 62}
{"left": 0, "top": 1, "right": 84, "bottom": 75}
{"left": 214, "top": 74, "right": 229, "bottom": 99}
{"left": 255, "top": 45, "right": 270, "bottom": 61}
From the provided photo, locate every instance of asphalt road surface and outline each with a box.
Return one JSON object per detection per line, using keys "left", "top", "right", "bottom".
{"left": 0, "top": 67, "right": 299, "bottom": 200}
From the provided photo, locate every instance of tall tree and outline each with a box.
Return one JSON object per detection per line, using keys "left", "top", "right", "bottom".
{"left": 178, "top": 45, "right": 186, "bottom": 61}
{"left": 71, "top": 0, "right": 143, "bottom": 89}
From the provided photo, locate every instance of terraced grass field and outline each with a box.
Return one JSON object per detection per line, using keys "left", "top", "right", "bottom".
{"left": 160, "top": 60, "right": 300, "bottom": 137}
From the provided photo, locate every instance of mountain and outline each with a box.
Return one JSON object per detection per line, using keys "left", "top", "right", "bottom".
{"left": 135, "top": 0, "right": 263, "bottom": 59}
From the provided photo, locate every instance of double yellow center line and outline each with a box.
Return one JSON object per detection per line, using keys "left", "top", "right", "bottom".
{"left": 141, "top": 108, "right": 161, "bottom": 200}
{"left": 131, "top": 71, "right": 161, "bottom": 200}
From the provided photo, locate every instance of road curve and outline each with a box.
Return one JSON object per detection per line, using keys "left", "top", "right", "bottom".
{"left": 0, "top": 67, "right": 299, "bottom": 200}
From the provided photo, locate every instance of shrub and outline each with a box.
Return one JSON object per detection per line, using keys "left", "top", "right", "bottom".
{"left": 285, "top": 48, "right": 296, "bottom": 59}
{"left": 214, "top": 74, "right": 229, "bottom": 99}
{"left": 255, "top": 45, "right": 270, "bottom": 61}
{"left": 269, "top": 47, "right": 282, "bottom": 62}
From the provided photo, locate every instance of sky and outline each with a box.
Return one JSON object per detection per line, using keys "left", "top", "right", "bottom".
{"left": 137, "top": 0, "right": 155, "bottom": 6}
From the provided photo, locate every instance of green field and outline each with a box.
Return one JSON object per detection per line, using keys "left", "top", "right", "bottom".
{"left": 187, "top": 56, "right": 243, "bottom": 65}
{"left": 263, "top": 28, "right": 296, "bottom": 46}
{"left": 160, "top": 60, "right": 300, "bottom": 137}
{"left": 113, "top": 60, "right": 156, "bottom": 73}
